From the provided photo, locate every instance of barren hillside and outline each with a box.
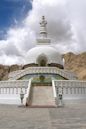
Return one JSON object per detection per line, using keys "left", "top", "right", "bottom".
{"left": 63, "top": 52, "right": 86, "bottom": 80}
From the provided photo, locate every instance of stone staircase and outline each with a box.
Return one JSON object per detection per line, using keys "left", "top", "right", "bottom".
{"left": 29, "top": 86, "right": 57, "bottom": 108}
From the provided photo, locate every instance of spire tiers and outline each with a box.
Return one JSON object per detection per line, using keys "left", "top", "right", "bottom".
{"left": 36, "top": 16, "right": 51, "bottom": 45}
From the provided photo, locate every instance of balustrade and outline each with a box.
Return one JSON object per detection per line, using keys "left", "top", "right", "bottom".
{"left": 53, "top": 80, "right": 86, "bottom": 95}
{"left": 8, "top": 67, "right": 76, "bottom": 80}
{"left": 0, "top": 87, "right": 28, "bottom": 95}
{"left": 0, "top": 80, "right": 29, "bottom": 95}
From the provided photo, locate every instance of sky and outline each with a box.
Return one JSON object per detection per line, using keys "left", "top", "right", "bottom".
{"left": 0, "top": 0, "right": 86, "bottom": 65}
{"left": 0, "top": 0, "right": 32, "bottom": 39}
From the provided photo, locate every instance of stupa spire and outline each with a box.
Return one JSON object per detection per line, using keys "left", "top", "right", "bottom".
{"left": 40, "top": 16, "right": 47, "bottom": 38}
{"left": 36, "top": 16, "right": 51, "bottom": 45}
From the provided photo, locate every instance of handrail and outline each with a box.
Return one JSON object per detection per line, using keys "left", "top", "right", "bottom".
{"left": 23, "top": 78, "right": 32, "bottom": 106}
{"left": 52, "top": 80, "right": 57, "bottom": 98}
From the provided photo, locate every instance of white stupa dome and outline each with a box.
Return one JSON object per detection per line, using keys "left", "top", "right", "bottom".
{"left": 25, "top": 16, "right": 63, "bottom": 68}
{"left": 26, "top": 45, "right": 63, "bottom": 66}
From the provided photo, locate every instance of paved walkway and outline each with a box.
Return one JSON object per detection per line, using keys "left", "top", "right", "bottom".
{"left": 0, "top": 102, "right": 86, "bottom": 129}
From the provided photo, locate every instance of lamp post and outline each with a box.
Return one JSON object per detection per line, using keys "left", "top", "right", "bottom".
{"left": 20, "top": 89, "right": 24, "bottom": 106}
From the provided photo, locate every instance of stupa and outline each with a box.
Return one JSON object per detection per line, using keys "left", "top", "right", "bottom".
{"left": 0, "top": 16, "right": 85, "bottom": 107}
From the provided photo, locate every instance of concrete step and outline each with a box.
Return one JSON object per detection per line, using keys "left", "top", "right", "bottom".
{"left": 29, "top": 86, "right": 56, "bottom": 107}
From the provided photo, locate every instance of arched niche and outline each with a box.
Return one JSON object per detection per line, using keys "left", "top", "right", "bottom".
{"left": 37, "top": 54, "right": 48, "bottom": 67}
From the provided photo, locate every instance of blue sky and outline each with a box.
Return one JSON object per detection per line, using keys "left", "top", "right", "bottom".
{"left": 0, "top": 0, "right": 32, "bottom": 39}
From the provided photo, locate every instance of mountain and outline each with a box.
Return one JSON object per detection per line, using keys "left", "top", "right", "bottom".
{"left": 63, "top": 52, "right": 86, "bottom": 80}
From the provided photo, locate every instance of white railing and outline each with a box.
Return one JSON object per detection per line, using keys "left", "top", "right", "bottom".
{"left": 0, "top": 79, "right": 86, "bottom": 105}
{"left": 9, "top": 70, "right": 23, "bottom": 78}
{"left": 52, "top": 80, "right": 57, "bottom": 98}
{"left": 0, "top": 80, "right": 29, "bottom": 94}
{"left": 52, "top": 80, "right": 86, "bottom": 106}
{"left": 52, "top": 80, "right": 86, "bottom": 95}
{"left": 0, "top": 80, "right": 30, "bottom": 105}
{"left": 9, "top": 67, "right": 76, "bottom": 80}
{"left": 53, "top": 80, "right": 86, "bottom": 87}
{"left": 23, "top": 78, "right": 32, "bottom": 105}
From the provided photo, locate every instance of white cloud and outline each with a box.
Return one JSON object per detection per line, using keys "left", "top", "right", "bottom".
{"left": 0, "top": 0, "right": 86, "bottom": 65}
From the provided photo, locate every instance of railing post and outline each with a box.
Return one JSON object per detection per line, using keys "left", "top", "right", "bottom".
{"left": 58, "top": 83, "right": 63, "bottom": 107}
{"left": 20, "top": 88, "right": 24, "bottom": 106}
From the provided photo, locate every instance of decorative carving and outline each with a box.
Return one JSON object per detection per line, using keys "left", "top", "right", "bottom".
{"left": 40, "top": 16, "right": 47, "bottom": 28}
